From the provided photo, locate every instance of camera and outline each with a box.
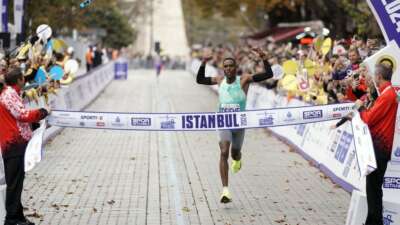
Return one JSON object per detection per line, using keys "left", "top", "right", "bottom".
{"left": 347, "top": 70, "right": 360, "bottom": 79}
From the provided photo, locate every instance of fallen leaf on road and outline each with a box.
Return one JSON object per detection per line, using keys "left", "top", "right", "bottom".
{"left": 26, "top": 212, "right": 42, "bottom": 218}
{"left": 107, "top": 200, "right": 115, "bottom": 205}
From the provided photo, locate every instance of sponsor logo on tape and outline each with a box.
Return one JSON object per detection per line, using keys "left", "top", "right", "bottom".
{"left": 58, "top": 113, "right": 71, "bottom": 117}
{"left": 332, "top": 112, "right": 342, "bottom": 118}
{"left": 55, "top": 120, "right": 71, "bottom": 126}
{"left": 303, "top": 110, "right": 323, "bottom": 120}
{"left": 258, "top": 112, "right": 274, "bottom": 126}
{"left": 160, "top": 116, "right": 176, "bottom": 129}
{"left": 282, "top": 111, "right": 296, "bottom": 122}
{"left": 333, "top": 106, "right": 352, "bottom": 112}
{"left": 131, "top": 117, "right": 152, "bottom": 127}
{"left": 81, "top": 114, "right": 102, "bottom": 120}
{"left": 240, "top": 113, "right": 247, "bottom": 126}
{"left": 96, "top": 121, "right": 105, "bottom": 127}
{"left": 111, "top": 116, "right": 125, "bottom": 127}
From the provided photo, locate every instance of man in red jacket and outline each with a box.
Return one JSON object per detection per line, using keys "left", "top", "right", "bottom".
{"left": 355, "top": 64, "right": 398, "bottom": 225}
{"left": 0, "top": 68, "right": 49, "bottom": 225}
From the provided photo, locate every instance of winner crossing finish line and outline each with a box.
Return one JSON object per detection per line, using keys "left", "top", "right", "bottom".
{"left": 48, "top": 48, "right": 354, "bottom": 132}
{"left": 47, "top": 48, "right": 358, "bottom": 205}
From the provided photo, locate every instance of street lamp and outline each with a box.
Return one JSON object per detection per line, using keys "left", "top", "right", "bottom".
{"left": 240, "top": 4, "right": 247, "bottom": 13}
{"left": 239, "top": 4, "right": 256, "bottom": 32}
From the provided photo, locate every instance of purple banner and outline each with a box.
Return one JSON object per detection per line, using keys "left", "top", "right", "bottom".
{"left": 367, "top": 0, "right": 400, "bottom": 46}
{"left": 1, "top": 0, "right": 8, "bottom": 32}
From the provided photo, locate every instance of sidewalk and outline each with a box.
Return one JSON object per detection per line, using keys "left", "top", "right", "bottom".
{"left": 23, "top": 69, "right": 350, "bottom": 225}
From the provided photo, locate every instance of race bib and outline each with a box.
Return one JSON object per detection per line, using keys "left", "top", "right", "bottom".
{"left": 220, "top": 103, "right": 241, "bottom": 112}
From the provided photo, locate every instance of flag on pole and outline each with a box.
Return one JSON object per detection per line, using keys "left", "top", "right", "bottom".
{"left": 13, "top": 0, "right": 24, "bottom": 34}
{"left": 367, "top": 0, "right": 400, "bottom": 46}
{"left": 0, "top": 0, "right": 8, "bottom": 32}
{"left": 367, "top": 0, "right": 400, "bottom": 163}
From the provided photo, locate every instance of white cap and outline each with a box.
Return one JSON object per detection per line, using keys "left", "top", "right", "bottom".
{"left": 67, "top": 47, "right": 74, "bottom": 54}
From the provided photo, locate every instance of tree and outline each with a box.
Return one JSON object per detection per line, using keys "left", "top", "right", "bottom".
{"left": 186, "top": 0, "right": 382, "bottom": 40}
{"left": 22, "top": 0, "right": 135, "bottom": 48}
{"left": 340, "top": 0, "right": 381, "bottom": 38}
{"left": 83, "top": 7, "right": 136, "bottom": 48}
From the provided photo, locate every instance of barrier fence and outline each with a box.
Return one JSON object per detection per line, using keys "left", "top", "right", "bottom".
{"left": 0, "top": 59, "right": 125, "bottom": 224}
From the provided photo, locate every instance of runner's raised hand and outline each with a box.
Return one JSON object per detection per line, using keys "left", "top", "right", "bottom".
{"left": 202, "top": 48, "right": 213, "bottom": 63}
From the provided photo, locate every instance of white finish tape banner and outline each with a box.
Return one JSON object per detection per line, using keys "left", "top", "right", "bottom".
{"left": 48, "top": 103, "right": 354, "bottom": 131}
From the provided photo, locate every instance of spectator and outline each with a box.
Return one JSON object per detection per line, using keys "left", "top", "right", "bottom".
{"left": 355, "top": 64, "right": 398, "bottom": 225}
{"left": 93, "top": 45, "right": 103, "bottom": 68}
{"left": 112, "top": 49, "right": 119, "bottom": 60}
{"left": 101, "top": 48, "right": 109, "bottom": 64}
{"left": 85, "top": 46, "right": 93, "bottom": 72}
{"left": 0, "top": 68, "right": 49, "bottom": 225}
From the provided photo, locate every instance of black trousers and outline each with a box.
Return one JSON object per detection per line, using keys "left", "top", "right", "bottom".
{"left": 2, "top": 143, "right": 27, "bottom": 222}
{"left": 86, "top": 63, "right": 92, "bottom": 72}
{"left": 365, "top": 146, "right": 390, "bottom": 225}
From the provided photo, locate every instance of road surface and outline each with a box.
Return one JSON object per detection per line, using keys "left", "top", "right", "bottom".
{"left": 23, "top": 69, "right": 350, "bottom": 225}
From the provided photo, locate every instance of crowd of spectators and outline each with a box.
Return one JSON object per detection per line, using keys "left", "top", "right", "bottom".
{"left": 191, "top": 37, "right": 385, "bottom": 106}
{"left": 128, "top": 53, "right": 186, "bottom": 70}
{"left": 0, "top": 34, "right": 84, "bottom": 105}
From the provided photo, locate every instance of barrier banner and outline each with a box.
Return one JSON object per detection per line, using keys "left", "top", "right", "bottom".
{"left": 114, "top": 58, "right": 128, "bottom": 80}
{"left": 346, "top": 190, "right": 400, "bottom": 225}
{"left": 48, "top": 103, "right": 354, "bottom": 131}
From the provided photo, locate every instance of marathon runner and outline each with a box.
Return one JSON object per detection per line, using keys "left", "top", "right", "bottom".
{"left": 196, "top": 48, "right": 273, "bottom": 203}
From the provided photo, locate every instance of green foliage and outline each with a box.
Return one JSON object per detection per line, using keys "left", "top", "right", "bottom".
{"left": 23, "top": 0, "right": 135, "bottom": 48}
{"left": 83, "top": 7, "right": 136, "bottom": 48}
{"left": 340, "top": 0, "right": 381, "bottom": 38}
{"left": 184, "top": 0, "right": 383, "bottom": 42}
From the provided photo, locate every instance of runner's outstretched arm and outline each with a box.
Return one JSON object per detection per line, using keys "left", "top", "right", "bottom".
{"left": 196, "top": 61, "right": 220, "bottom": 85}
{"left": 251, "top": 59, "right": 273, "bottom": 82}
{"left": 242, "top": 48, "right": 273, "bottom": 84}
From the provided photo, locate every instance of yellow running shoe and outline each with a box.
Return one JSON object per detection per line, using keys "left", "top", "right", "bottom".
{"left": 220, "top": 187, "right": 232, "bottom": 203}
{"left": 231, "top": 159, "right": 242, "bottom": 173}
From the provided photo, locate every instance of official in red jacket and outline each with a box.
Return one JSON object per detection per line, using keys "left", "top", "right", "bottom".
{"left": 0, "top": 68, "right": 49, "bottom": 225}
{"left": 355, "top": 64, "right": 398, "bottom": 225}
